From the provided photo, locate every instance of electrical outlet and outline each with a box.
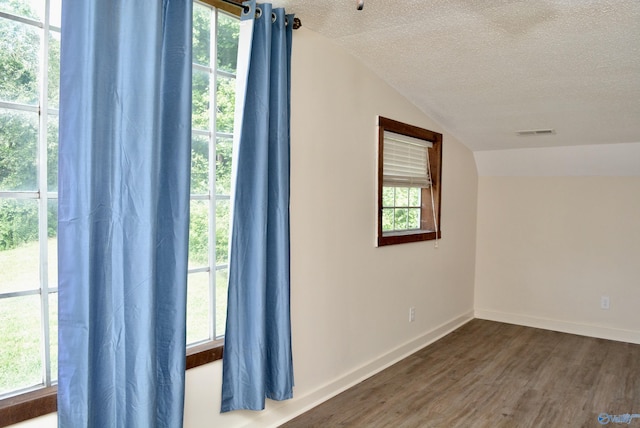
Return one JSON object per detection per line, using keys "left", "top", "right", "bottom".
{"left": 601, "top": 296, "right": 610, "bottom": 310}
{"left": 409, "top": 307, "right": 415, "bottom": 322}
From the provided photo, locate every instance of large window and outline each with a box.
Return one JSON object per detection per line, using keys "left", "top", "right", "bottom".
{"left": 377, "top": 116, "right": 442, "bottom": 246}
{"left": 187, "top": 1, "right": 238, "bottom": 348}
{"left": 0, "top": 0, "right": 239, "bottom": 422}
{"left": 0, "top": 0, "right": 61, "bottom": 399}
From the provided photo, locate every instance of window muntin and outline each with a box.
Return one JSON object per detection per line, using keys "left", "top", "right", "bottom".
{"left": 377, "top": 116, "right": 442, "bottom": 246}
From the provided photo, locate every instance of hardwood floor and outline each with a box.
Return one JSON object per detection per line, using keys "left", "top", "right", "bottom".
{"left": 280, "top": 319, "right": 640, "bottom": 428}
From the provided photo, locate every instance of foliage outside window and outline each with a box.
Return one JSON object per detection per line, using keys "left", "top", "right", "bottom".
{"left": 377, "top": 116, "right": 442, "bottom": 246}
{"left": 0, "top": 0, "right": 240, "bottom": 422}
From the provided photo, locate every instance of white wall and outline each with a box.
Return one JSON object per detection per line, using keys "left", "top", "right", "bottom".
{"left": 183, "top": 27, "right": 478, "bottom": 428}
{"left": 10, "top": 26, "right": 479, "bottom": 428}
{"left": 474, "top": 147, "right": 640, "bottom": 344}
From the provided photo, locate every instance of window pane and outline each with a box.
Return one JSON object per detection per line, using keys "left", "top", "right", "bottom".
{"left": 187, "top": 272, "right": 210, "bottom": 345}
{"left": 47, "top": 199, "right": 57, "bottom": 288}
{"left": 48, "top": 31, "right": 61, "bottom": 109}
{"left": 215, "top": 268, "right": 228, "bottom": 339}
{"left": 189, "top": 200, "right": 209, "bottom": 269}
{"left": 0, "top": 295, "right": 42, "bottom": 395}
{"left": 191, "top": 134, "right": 209, "bottom": 195}
{"left": 193, "top": 3, "right": 211, "bottom": 67}
{"left": 215, "top": 199, "right": 230, "bottom": 264}
{"left": 217, "top": 13, "right": 239, "bottom": 73}
{"left": 0, "top": 0, "right": 43, "bottom": 21}
{"left": 408, "top": 187, "right": 420, "bottom": 207}
{"left": 49, "top": 0, "right": 62, "bottom": 28}
{"left": 408, "top": 208, "right": 420, "bottom": 229}
{"left": 382, "top": 208, "right": 394, "bottom": 232}
{"left": 216, "top": 136, "right": 232, "bottom": 195}
{"left": 0, "top": 108, "right": 38, "bottom": 191}
{"left": 0, "top": 199, "right": 39, "bottom": 294}
{"left": 395, "top": 208, "right": 409, "bottom": 230}
{"left": 0, "top": 18, "right": 40, "bottom": 105}
{"left": 382, "top": 187, "right": 394, "bottom": 208}
{"left": 216, "top": 76, "right": 235, "bottom": 133}
{"left": 48, "top": 291, "right": 58, "bottom": 382}
{"left": 394, "top": 187, "right": 409, "bottom": 208}
{"left": 47, "top": 114, "right": 58, "bottom": 191}
{"left": 192, "top": 69, "right": 210, "bottom": 130}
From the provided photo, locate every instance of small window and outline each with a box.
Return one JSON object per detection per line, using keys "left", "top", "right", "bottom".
{"left": 377, "top": 116, "right": 442, "bottom": 246}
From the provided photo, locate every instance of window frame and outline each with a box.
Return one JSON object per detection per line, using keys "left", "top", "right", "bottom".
{"left": 0, "top": 1, "right": 60, "bottom": 424}
{"left": 377, "top": 116, "right": 443, "bottom": 246}
{"left": 187, "top": 0, "right": 237, "bottom": 353}
{"left": 0, "top": 0, "right": 241, "bottom": 424}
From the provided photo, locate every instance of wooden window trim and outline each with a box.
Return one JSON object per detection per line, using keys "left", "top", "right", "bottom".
{"left": 0, "top": 344, "right": 223, "bottom": 427}
{"left": 186, "top": 342, "right": 224, "bottom": 369}
{"left": 0, "top": 387, "right": 57, "bottom": 428}
{"left": 377, "top": 116, "right": 442, "bottom": 247}
{"left": 198, "top": 0, "right": 242, "bottom": 17}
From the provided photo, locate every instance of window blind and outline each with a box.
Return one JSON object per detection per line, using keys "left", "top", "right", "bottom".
{"left": 383, "top": 131, "right": 433, "bottom": 188}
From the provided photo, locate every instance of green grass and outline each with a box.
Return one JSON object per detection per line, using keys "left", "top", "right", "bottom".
{"left": 0, "top": 239, "right": 57, "bottom": 395}
{"left": 186, "top": 269, "right": 228, "bottom": 344}
{"left": 0, "top": 239, "right": 226, "bottom": 397}
{"left": 0, "top": 239, "right": 56, "bottom": 294}
{"left": 0, "top": 294, "right": 45, "bottom": 395}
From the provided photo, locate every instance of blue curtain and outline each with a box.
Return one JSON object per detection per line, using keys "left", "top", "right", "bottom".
{"left": 57, "top": 1, "right": 192, "bottom": 426}
{"left": 221, "top": 1, "right": 294, "bottom": 413}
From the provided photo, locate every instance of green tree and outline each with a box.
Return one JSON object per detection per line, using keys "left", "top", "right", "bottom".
{"left": 217, "top": 13, "right": 239, "bottom": 72}
{"left": 0, "top": 2, "right": 39, "bottom": 105}
{"left": 0, "top": 111, "right": 38, "bottom": 192}
{"left": 0, "top": 199, "right": 38, "bottom": 250}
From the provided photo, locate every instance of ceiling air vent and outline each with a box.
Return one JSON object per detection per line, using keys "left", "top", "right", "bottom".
{"left": 516, "top": 129, "right": 555, "bottom": 136}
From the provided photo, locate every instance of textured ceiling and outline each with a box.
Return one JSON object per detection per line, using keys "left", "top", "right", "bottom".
{"left": 274, "top": 0, "right": 640, "bottom": 151}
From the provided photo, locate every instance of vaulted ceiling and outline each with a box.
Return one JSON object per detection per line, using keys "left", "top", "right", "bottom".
{"left": 274, "top": 0, "right": 640, "bottom": 152}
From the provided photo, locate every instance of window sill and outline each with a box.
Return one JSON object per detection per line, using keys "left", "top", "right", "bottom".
{"left": 187, "top": 341, "right": 224, "bottom": 369}
{"left": 378, "top": 230, "right": 441, "bottom": 246}
{"left": 0, "top": 387, "right": 57, "bottom": 428}
{"left": 0, "top": 343, "right": 223, "bottom": 427}
{"left": 382, "top": 229, "right": 429, "bottom": 237}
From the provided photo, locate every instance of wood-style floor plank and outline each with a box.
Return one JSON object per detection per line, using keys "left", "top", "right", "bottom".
{"left": 280, "top": 319, "right": 640, "bottom": 428}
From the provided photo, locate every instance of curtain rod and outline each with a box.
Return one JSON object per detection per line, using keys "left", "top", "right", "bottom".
{"left": 219, "top": 0, "right": 302, "bottom": 29}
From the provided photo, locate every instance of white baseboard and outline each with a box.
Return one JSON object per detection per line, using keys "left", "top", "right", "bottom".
{"left": 251, "top": 311, "right": 474, "bottom": 428}
{"left": 475, "top": 309, "right": 640, "bottom": 345}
